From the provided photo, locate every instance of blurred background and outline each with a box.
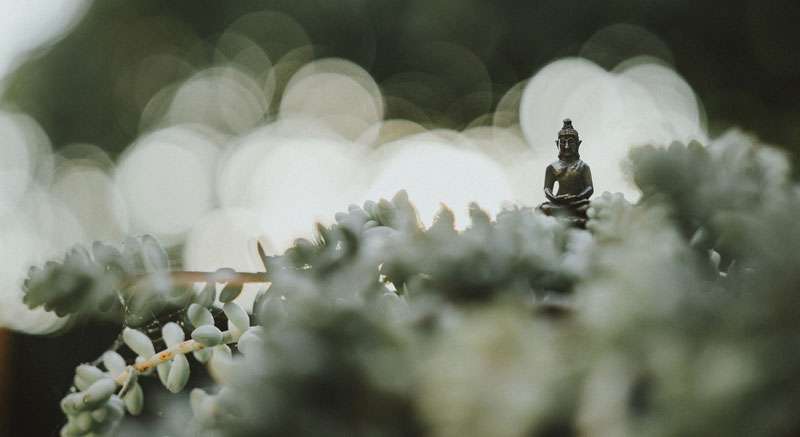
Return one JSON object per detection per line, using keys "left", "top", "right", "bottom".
{"left": 0, "top": 0, "right": 798, "bottom": 434}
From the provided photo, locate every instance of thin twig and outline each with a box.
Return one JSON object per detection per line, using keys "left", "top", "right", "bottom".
{"left": 114, "top": 330, "right": 236, "bottom": 386}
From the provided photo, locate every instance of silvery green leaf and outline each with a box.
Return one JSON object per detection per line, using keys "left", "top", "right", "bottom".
{"left": 91, "top": 241, "right": 122, "bottom": 266}
{"left": 187, "top": 303, "right": 214, "bottom": 327}
{"left": 122, "top": 328, "right": 155, "bottom": 358}
{"left": 90, "top": 405, "right": 109, "bottom": 423}
{"left": 223, "top": 302, "right": 249, "bottom": 333}
{"left": 61, "top": 393, "right": 82, "bottom": 415}
{"left": 157, "top": 361, "right": 171, "bottom": 387}
{"left": 362, "top": 225, "right": 397, "bottom": 242}
{"left": 468, "top": 202, "right": 491, "bottom": 227}
{"left": 92, "top": 415, "right": 115, "bottom": 434}
{"left": 167, "top": 284, "right": 194, "bottom": 307}
{"left": 214, "top": 344, "right": 232, "bottom": 359}
{"left": 74, "top": 375, "right": 91, "bottom": 391}
{"left": 22, "top": 265, "right": 43, "bottom": 290}
{"left": 236, "top": 327, "right": 263, "bottom": 356}
{"left": 190, "top": 389, "right": 215, "bottom": 426}
{"left": 251, "top": 286, "right": 268, "bottom": 321}
{"left": 141, "top": 234, "right": 169, "bottom": 271}
{"left": 64, "top": 246, "right": 92, "bottom": 271}
{"left": 431, "top": 205, "right": 456, "bottom": 233}
{"left": 193, "top": 348, "right": 213, "bottom": 363}
{"left": 75, "top": 365, "right": 105, "bottom": 387}
{"left": 363, "top": 199, "right": 377, "bottom": 216}
{"left": 166, "top": 354, "right": 190, "bottom": 393}
{"left": 162, "top": 322, "right": 185, "bottom": 348}
{"left": 376, "top": 199, "right": 395, "bottom": 226}
{"left": 347, "top": 204, "right": 369, "bottom": 222}
{"left": 219, "top": 282, "right": 243, "bottom": 303}
{"left": 102, "top": 351, "right": 126, "bottom": 377}
{"left": 227, "top": 319, "right": 243, "bottom": 341}
{"left": 391, "top": 189, "right": 409, "bottom": 205}
{"left": 256, "top": 293, "right": 288, "bottom": 328}
{"left": 60, "top": 419, "right": 81, "bottom": 437}
{"left": 75, "top": 412, "right": 93, "bottom": 433}
{"left": 192, "top": 325, "right": 223, "bottom": 347}
{"left": 121, "top": 237, "right": 144, "bottom": 273}
{"left": 189, "top": 388, "right": 208, "bottom": 415}
{"left": 208, "top": 345, "right": 233, "bottom": 383}
{"left": 84, "top": 378, "right": 117, "bottom": 409}
{"left": 123, "top": 382, "right": 143, "bottom": 416}
{"left": 106, "top": 395, "right": 124, "bottom": 419}
{"left": 195, "top": 282, "right": 216, "bottom": 307}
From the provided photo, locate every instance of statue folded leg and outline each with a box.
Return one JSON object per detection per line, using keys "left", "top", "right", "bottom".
{"left": 538, "top": 199, "right": 591, "bottom": 216}
{"left": 571, "top": 198, "right": 591, "bottom": 214}
{"left": 538, "top": 199, "right": 590, "bottom": 228}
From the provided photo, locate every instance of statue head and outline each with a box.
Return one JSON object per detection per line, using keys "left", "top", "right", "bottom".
{"left": 555, "top": 119, "right": 581, "bottom": 161}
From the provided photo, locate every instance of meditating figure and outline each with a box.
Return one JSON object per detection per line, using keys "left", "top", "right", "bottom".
{"left": 538, "top": 119, "right": 594, "bottom": 227}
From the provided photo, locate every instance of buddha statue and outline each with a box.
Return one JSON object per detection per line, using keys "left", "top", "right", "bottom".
{"left": 538, "top": 119, "right": 594, "bottom": 227}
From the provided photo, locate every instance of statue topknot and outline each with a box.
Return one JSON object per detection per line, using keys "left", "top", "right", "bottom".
{"left": 558, "top": 118, "right": 579, "bottom": 139}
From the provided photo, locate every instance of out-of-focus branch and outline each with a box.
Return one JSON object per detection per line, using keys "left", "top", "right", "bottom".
{"left": 114, "top": 330, "right": 236, "bottom": 386}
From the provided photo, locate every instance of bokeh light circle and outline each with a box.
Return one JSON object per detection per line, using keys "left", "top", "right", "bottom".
{"left": 116, "top": 125, "right": 220, "bottom": 244}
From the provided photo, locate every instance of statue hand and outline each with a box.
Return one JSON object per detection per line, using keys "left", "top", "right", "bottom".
{"left": 557, "top": 193, "right": 575, "bottom": 203}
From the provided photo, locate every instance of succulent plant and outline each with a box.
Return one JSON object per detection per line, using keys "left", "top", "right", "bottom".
{"left": 19, "top": 131, "right": 800, "bottom": 437}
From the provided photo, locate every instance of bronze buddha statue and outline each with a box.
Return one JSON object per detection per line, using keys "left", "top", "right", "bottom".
{"left": 538, "top": 119, "right": 594, "bottom": 227}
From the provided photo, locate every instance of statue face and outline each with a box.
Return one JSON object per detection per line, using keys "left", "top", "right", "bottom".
{"left": 557, "top": 135, "right": 580, "bottom": 159}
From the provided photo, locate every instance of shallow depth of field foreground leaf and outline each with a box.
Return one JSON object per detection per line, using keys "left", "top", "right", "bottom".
{"left": 24, "top": 130, "right": 800, "bottom": 437}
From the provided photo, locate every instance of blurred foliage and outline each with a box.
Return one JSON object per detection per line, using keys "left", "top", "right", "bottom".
{"left": 198, "top": 301, "right": 424, "bottom": 437}
{"left": 166, "top": 130, "right": 799, "bottom": 437}
{"left": 22, "top": 235, "right": 196, "bottom": 328}
{"left": 21, "top": 130, "right": 800, "bottom": 436}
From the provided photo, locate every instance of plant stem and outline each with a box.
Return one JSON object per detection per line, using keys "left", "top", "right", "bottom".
{"left": 114, "top": 331, "right": 236, "bottom": 386}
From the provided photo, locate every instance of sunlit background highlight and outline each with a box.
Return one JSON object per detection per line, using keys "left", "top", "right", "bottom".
{"left": 0, "top": 0, "right": 789, "bottom": 336}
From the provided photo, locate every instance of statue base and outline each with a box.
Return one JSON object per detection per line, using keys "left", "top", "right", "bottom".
{"left": 537, "top": 201, "right": 590, "bottom": 229}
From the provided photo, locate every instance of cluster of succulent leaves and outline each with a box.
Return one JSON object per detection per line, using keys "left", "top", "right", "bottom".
{"left": 57, "top": 280, "right": 255, "bottom": 437}
{"left": 263, "top": 189, "right": 587, "bottom": 307}
{"left": 23, "top": 130, "right": 800, "bottom": 437}
{"left": 22, "top": 234, "right": 196, "bottom": 328}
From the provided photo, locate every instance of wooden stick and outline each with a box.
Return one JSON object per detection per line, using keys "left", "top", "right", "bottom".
{"left": 126, "top": 271, "right": 269, "bottom": 289}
